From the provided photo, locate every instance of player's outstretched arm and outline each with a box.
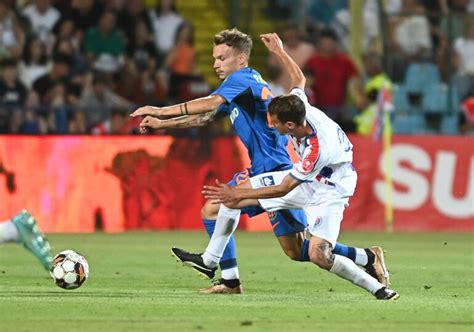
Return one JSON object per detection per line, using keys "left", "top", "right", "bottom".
{"left": 203, "top": 175, "right": 302, "bottom": 203}
{"left": 260, "top": 33, "right": 306, "bottom": 90}
{"left": 130, "top": 94, "right": 226, "bottom": 118}
{"left": 138, "top": 110, "right": 223, "bottom": 133}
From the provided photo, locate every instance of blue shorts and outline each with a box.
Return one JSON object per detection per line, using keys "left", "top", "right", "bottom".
{"left": 228, "top": 170, "right": 307, "bottom": 237}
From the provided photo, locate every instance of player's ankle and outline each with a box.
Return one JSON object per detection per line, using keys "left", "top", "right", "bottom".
{"left": 202, "top": 252, "right": 219, "bottom": 268}
{"left": 364, "top": 248, "right": 376, "bottom": 268}
{"left": 221, "top": 278, "right": 241, "bottom": 288}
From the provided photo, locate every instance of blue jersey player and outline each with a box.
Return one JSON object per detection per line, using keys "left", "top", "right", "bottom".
{"left": 131, "top": 29, "right": 389, "bottom": 293}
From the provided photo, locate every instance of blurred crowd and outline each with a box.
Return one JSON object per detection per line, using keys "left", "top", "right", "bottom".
{"left": 0, "top": 0, "right": 473, "bottom": 135}
{"left": 267, "top": 0, "right": 474, "bottom": 135}
{"left": 0, "top": 0, "right": 208, "bottom": 135}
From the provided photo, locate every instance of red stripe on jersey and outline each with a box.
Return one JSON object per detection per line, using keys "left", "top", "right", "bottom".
{"left": 301, "top": 136, "right": 320, "bottom": 173}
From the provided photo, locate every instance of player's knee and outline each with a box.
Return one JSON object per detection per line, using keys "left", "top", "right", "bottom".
{"left": 309, "top": 243, "right": 334, "bottom": 270}
{"left": 201, "top": 202, "right": 219, "bottom": 219}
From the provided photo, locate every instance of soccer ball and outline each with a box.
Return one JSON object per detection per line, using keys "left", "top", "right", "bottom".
{"left": 50, "top": 250, "right": 89, "bottom": 290}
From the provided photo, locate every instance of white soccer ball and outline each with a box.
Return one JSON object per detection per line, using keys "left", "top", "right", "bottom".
{"left": 50, "top": 250, "right": 89, "bottom": 290}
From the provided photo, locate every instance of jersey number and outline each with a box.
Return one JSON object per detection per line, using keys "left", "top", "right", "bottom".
{"left": 337, "top": 128, "right": 352, "bottom": 152}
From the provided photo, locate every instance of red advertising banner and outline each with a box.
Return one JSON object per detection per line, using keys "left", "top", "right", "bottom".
{"left": 347, "top": 136, "right": 474, "bottom": 232}
{"left": 0, "top": 136, "right": 245, "bottom": 232}
{"left": 0, "top": 135, "right": 472, "bottom": 232}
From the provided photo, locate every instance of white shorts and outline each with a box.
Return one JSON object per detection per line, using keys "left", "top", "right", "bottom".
{"left": 303, "top": 198, "right": 349, "bottom": 246}
{"left": 249, "top": 170, "right": 311, "bottom": 211}
{"left": 249, "top": 167, "right": 355, "bottom": 246}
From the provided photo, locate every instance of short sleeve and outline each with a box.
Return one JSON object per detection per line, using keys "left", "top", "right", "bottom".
{"left": 211, "top": 72, "right": 248, "bottom": 103}
{"left": 289, "top": 87, "right": 309, "bottom": 104}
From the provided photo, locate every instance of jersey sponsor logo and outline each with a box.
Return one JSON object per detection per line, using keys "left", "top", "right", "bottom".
{"left": 337, "top": 127, "right": 352, "bottom": 152}
{"left": 313, "top": 216, "right": 322, "bottom": 227}
{"left": 229, "top": 107, "right": 239, "bottom": 124}
{"left": 260, "top": 175, "right": 275, "bottom": 187}
{"left": 302, "top": 159, "right": 315, "bottom": 172}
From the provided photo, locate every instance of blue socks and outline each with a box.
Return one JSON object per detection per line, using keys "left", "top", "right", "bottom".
{"left": 333, "top": 243, "right": 357, "bottom": 262}
{"left": 202, "top": 219, "right": 238, "bottom": 270}
{"left": 299, "top": 240, "right": 359, "bottom": 263}
{"left": 300, "top": 239, "right": 310, "bottom": 261}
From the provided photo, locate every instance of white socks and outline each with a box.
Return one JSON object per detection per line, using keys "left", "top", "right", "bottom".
{"left": 221, "top": 266, "right": 240, "bottom": 280}
{"left": 202, "top": 204, "right": 241, "bottom": 268}
{"left": 355, "top": 248, "right": 368, "bottom": 266}
{"left": 0, "top": 220, "right": 19, "bottom": 243}
{"left": 329, "top": 254, "right": 383, "bottom": 294}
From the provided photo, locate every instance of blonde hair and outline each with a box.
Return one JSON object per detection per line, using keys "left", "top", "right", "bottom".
{"left": 214, "top": 28, "right": 252, "bottom": 56}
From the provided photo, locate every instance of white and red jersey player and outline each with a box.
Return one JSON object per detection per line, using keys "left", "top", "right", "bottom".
{"left": 249, "top": 87, "right": 357, "bottom": 245}
{"left": 287, "top": 87, "right": 356, "bottom": 202}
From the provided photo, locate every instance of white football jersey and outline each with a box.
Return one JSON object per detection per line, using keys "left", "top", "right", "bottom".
{"left": 288, "top": 88, "right": 355, "bottom": 197}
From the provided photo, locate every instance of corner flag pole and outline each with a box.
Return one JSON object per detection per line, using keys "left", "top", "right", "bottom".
{"left": 382, "top": 107, "right": 394, "bottom": 233}
{"left": 373, "top": 86, "right": 394, "bottom": 233}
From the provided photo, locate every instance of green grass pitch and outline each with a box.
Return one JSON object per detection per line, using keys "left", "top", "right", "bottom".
{"left": 0, "top": 231, "right": 473, "bottom": 331}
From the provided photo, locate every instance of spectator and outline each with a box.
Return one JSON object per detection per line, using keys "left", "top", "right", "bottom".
{"left": 67, "top": 111, "right": 86, "bottom": 134}
{"left": 66, "top": 0, "right": 103, "bottom": 38}
{"left": 122, "top": 19, "right": 165, "bottom": 105}
{"left": 128, "top": 67, "right": 166, "bottom": 106}
{"left": 31, "top": 52, "right": 72, "bottom": 133}
{"left": 304, "top": 28, "right": 363, "bottom": 131}
{"left": 83, "top": 9, "right": 125, "bottom": 75}
{"left": 389, "top": 0, "right": 432, "bottom": 59}
{"left": 166, "top": 23, "right": 208, "bottom": 101}
{"left": 149, "top": 0, "right": 184, "bottom": 59}
{"left": 0, "top": 1, "right": 24, "bottom": 60}
{"left": 126, "top": 19, "right": 157, "bottom": 74}
{"left": 52, "top": 18, "right": 86, "bottom": 75}
{"left": 166, "top": 22, "right": 197, "bottom": 102}
{"left": 354, "top": 53, "right": 393, "bottom": 136}
{"left": 117, "top": 0, "right": 153, "bottom": 44}
{"left": 0, "top": 59, "right": 27, "bottom": 133}
{"left": 32, "top": 52, "right": 70, "bottom": 103}
{"left": 21, "top": 0, "right": 61, "bottom": 43}
{"left": 331, "top": 0, "right": 381, "bottom": 53}
{"left": 78, "top": 73, "right": 134, "bottom": 131}
{"left": 17, "top": 36, "right": 50, "bottom": 89}
{"left": 91, "top": 108, "right": 139, "bottom": 135}
{"left": 268, "top": 23, "right": 315, "bottom": 91}
{"left": 453, "top": 20, "right": 474, "bottom": 100}
{"left": 52, "top": 17, "right": 80, "bottom": 54}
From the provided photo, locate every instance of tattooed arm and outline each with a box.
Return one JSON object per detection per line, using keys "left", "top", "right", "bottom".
{"left": 139, "top": 109, "right": 223, "bottom": 132}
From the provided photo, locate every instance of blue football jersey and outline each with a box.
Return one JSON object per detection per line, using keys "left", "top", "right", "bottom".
{"left": 212, "top": 67, "right": 292, "bottom": 175}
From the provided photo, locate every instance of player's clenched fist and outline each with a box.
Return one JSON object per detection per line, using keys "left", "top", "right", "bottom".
{"left": 130, "top": 106, "right": 162, "bottom": 118}
{"left": 139, "top": 115, "right": 166, "bottom": 133}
